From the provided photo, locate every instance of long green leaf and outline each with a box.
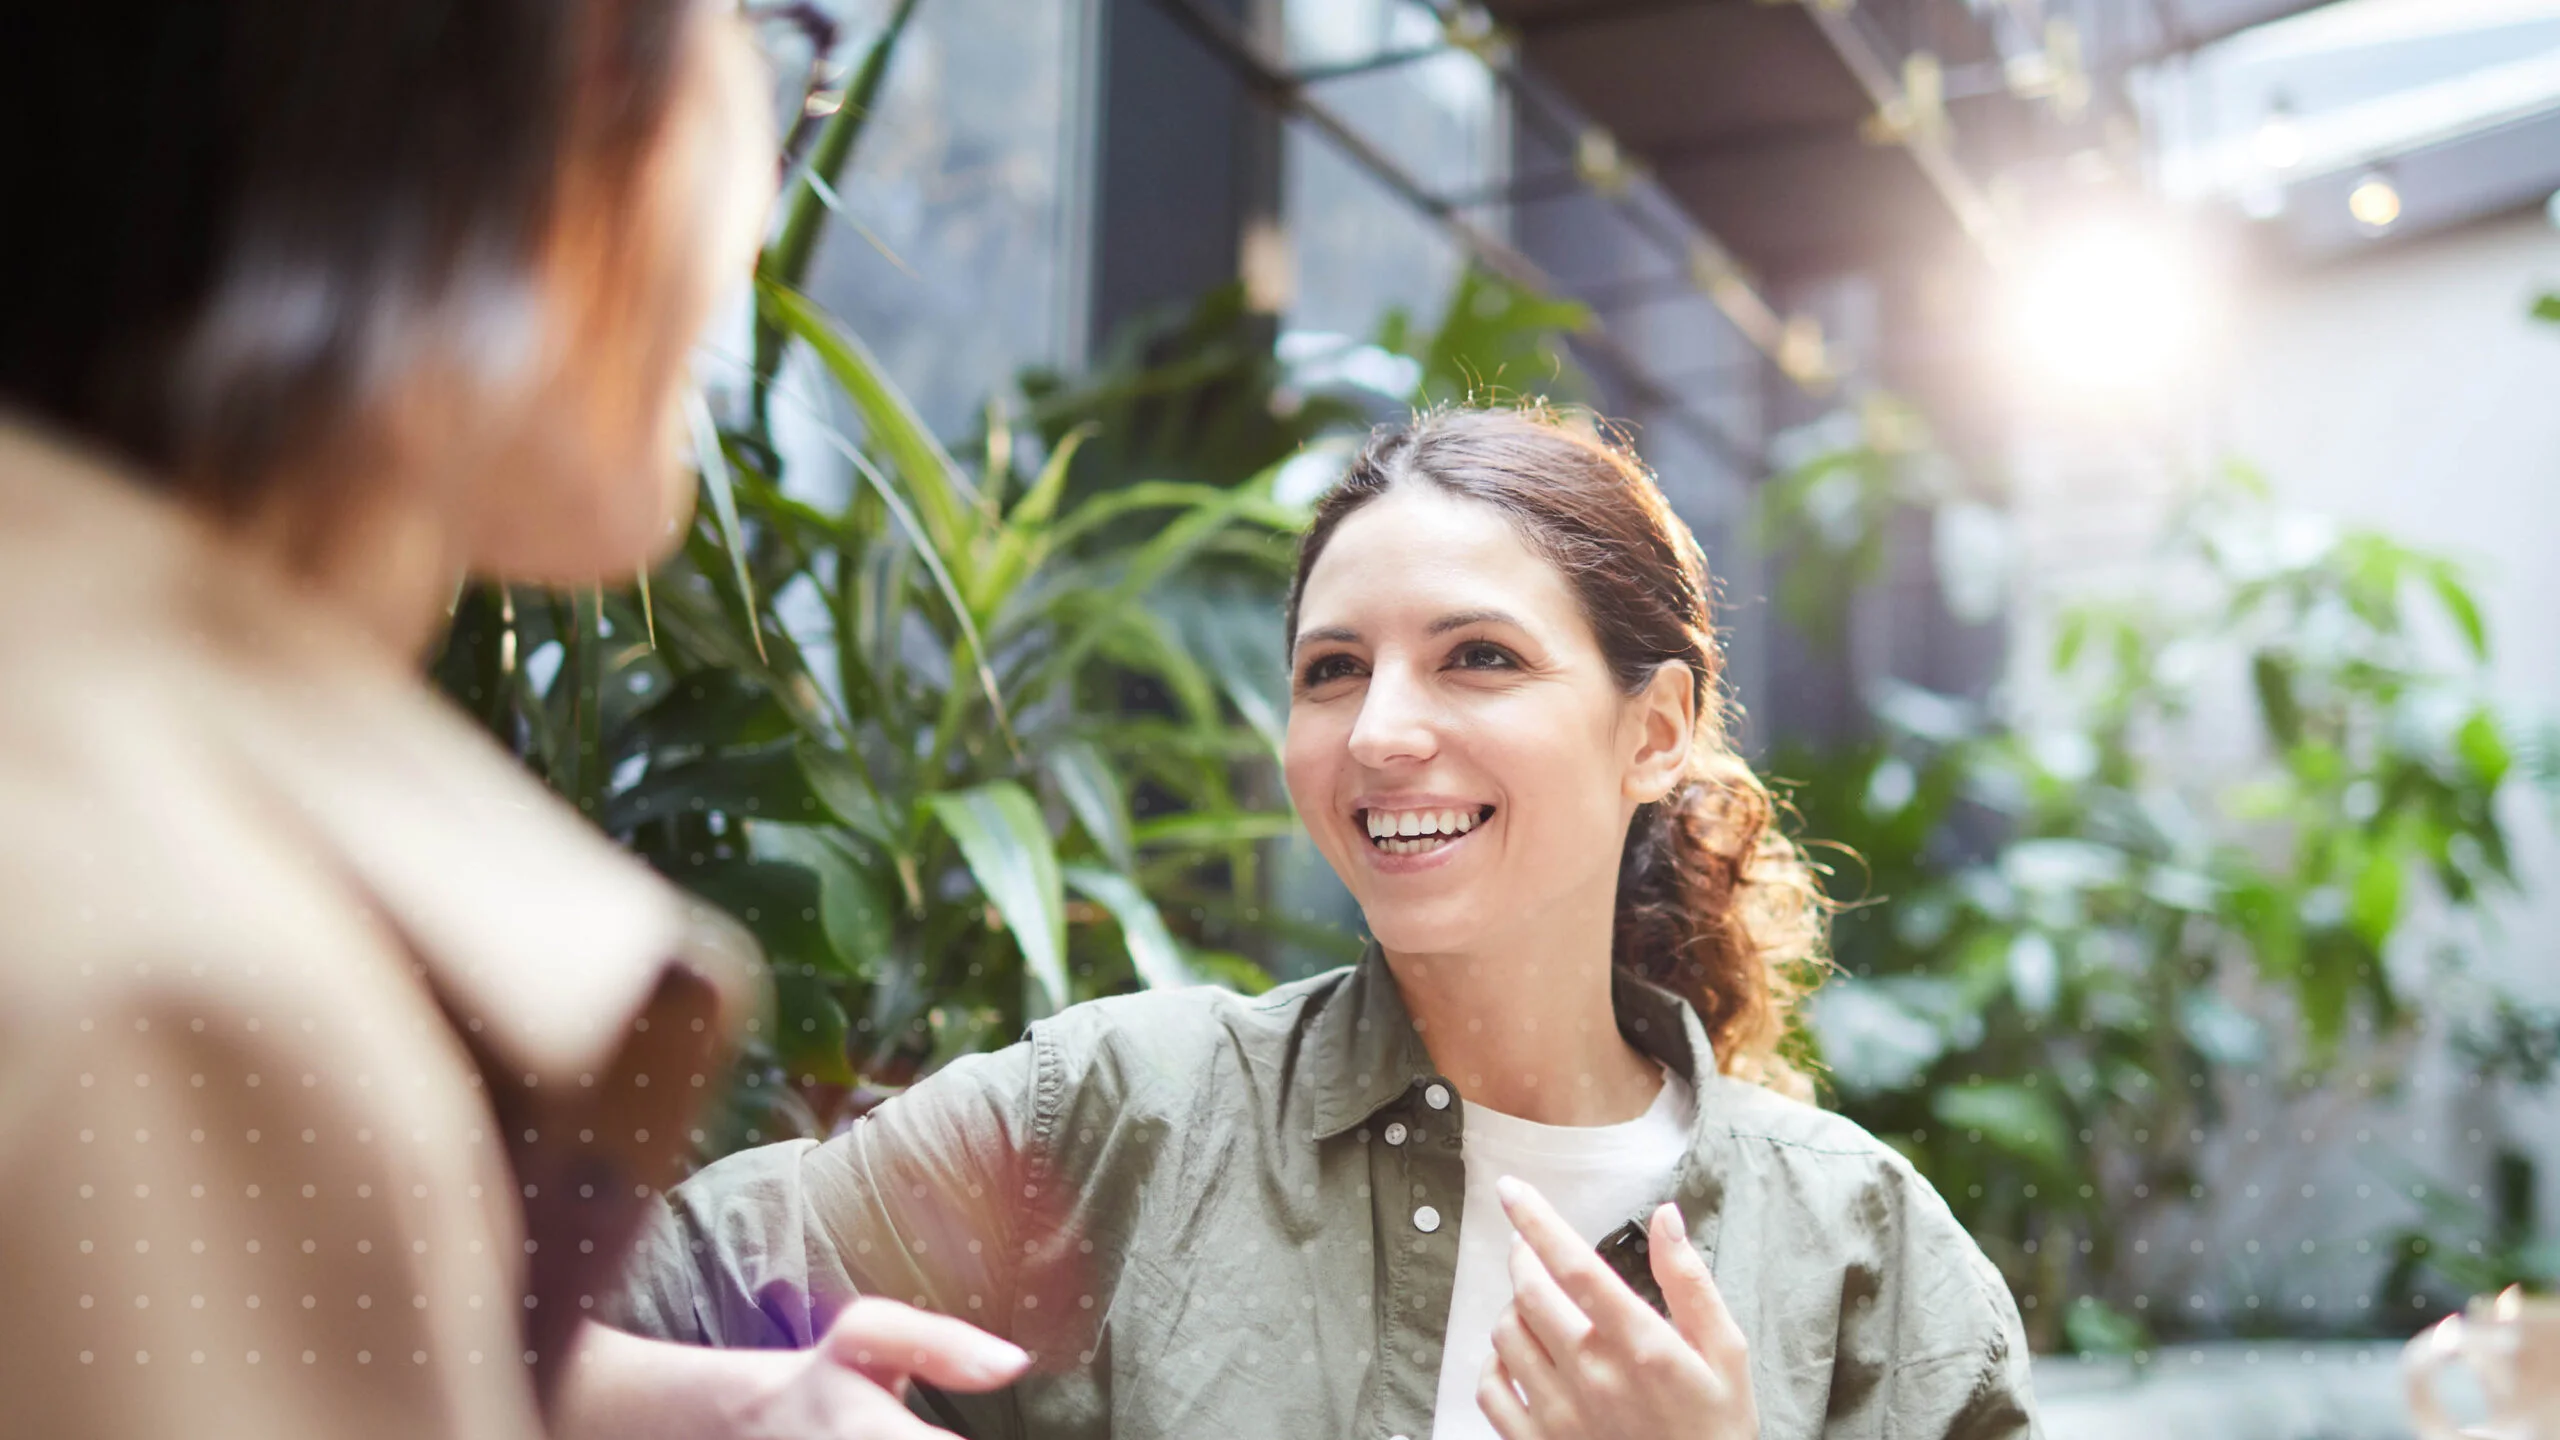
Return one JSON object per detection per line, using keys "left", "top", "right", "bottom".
{"left": 2429, "top": 564, "right": 2490, "bottom": 662}
{"left": 970, "top": 423, "right": 1093, "bottom": 618}
{"left": 751, "top": 0, "right": 924, "bottom": 433}
{"left": 1180, "top": 580, "right": 1288, "bottom": 753}
{"left": 928, "top": 782, "right": 1068, "bottom": 1013}
{"left": 1048, "top": 478, "right": 1301, "bottom": 554}
{"left": 1040, "top": 481, "right": 1276, "bottom": 693}
{"left": 754, "top": 824, "right": 896, "bottom": 981}
{"left": 787, "top": 397, "right": 1016, "bottom": 750}
{"left": 761, "top": 280, "right": 980, "bottom": 565}
{"left": 685, "top": 387, "right": 767, "bottom": 664}
{"left": 2457, "top": 707, "right": 2513, "bottom": 790}
{"left": 1132, "top": 809, "right": 1299, "bottom": 848}
{"left": 1044, "top": 739, "right": 1136, "bottom": 871}
{"left": 795, "top": 740, "right": 900, "bottom": 849}
{"left": 605, "top": 742, "right": 823, "bottom": 833}
{"left": 1931, "top": 1082, "right": 2069, "bottom": 1175}
{"left": 1062, "top": 864, "right": 1193, "bottom": 989}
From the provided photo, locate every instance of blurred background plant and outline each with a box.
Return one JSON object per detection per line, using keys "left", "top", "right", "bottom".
{"left": 434, "top": 10, "right": 1321, "bottom": 1148}
{"left": 1767, "top": 385, "right": 2560, "bottom": 1350}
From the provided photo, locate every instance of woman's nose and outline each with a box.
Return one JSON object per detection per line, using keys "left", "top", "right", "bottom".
{"left": 1345, "top": 666, "right": 1439, "bottom": 768}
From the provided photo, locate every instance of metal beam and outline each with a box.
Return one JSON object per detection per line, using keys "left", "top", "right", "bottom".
{"left": 1141, "top": 0, "right": 1787, "bottom": 475}
{"left": 1289, "top": 43, "right": 1454, "bottom": 86}
{"left": 1503, "top": 0, "right": 1753, "bottom": 38}
{"left": 2106, "top": 0, "right": 2332, "bottom": 69}
{"left": 1800, "top": 1, "right": 2009, "bottom": 264}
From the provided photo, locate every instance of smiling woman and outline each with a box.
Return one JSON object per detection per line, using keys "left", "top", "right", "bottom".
{"left": 1283, "top": 406, "right": 1828, "bottom": 1102}
{"left": 614, "top": 405, "right": 2041, "bottom": 1440}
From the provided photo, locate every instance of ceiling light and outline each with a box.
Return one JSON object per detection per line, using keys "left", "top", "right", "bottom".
{"left": 2251, "top": 97, "right": 2303, "bottom": 171}
{"left": 2347, "top": 170, "right": 2402, "bottom": 231}
{"left": 2004, "top": 217, "right": 2209, "bottom": 396}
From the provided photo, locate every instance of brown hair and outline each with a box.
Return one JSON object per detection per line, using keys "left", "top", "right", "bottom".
{"left": 1286, "top": 404, "right": 1830, "bottom": 1098}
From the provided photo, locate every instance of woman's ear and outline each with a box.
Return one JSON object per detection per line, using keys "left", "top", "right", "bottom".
{"left": 1625, "top": 661, "right": 1697, "bottom": 803}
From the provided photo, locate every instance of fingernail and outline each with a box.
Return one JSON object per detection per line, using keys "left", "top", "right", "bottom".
{"left": 975, "top": 1338, "right": 1030, "bottom": 1381}
{"left": 1495, "top": 1175, "right": 1525, "bottom": 1207}
{"left": 1654, "top": 1201, "right": 1684, "bottom": 1232}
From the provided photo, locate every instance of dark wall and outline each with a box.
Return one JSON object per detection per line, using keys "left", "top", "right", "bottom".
{"left": 1086, "top": 0, "right": 1278, "bottom": 347}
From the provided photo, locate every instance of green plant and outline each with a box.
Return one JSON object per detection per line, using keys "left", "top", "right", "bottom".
{"left": 1016, "top": 281, "right": 1365, "bottom": 505}
{"left": 433, "top": 6, "right": 1305, "bottom": 1149}
{"left": 1768, "top": 425, "right": 2547, "bottom": 1349}
{"left": 438, "top": 291, "right": 1308, "bottom": 1143}
{"left": 1375, "top": 264, "right": 1592, "bottom": 409}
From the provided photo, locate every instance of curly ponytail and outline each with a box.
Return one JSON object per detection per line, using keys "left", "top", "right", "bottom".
{"left": 1287, "top": 403, "right": 1832, "bottom": 1097}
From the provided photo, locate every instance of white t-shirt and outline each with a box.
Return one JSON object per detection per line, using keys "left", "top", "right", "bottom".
{"left": 1428, "top": 1071, "right": 1696, "bottom": 1440}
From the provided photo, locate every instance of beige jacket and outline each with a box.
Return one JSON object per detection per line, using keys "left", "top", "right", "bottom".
{"left": 0, "top": 423, "right": 761, "bottom": 1438}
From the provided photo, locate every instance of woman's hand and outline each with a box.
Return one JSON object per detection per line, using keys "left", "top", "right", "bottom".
{"left": 562, "top": 1300, "right": 1029, "bottom": 1440}
{"left": 724, "top": 1297, "right": 1032, "bottom": 1438}
{"left": 1476, "top": 1177, "right": 1757, "bottom": 1440}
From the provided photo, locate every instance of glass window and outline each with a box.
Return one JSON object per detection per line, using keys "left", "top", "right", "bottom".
{"left": 1281, "top": 0, "right": 1505, "bottom": 342}
{"left": 791, "top": 0, "right": 1093, "bottom": 439}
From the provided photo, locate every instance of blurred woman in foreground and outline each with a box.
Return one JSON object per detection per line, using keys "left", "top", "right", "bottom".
{"left": 615, "top": 407, "right": 2043, "bottom": 1440}
{"left": 0, "top": 2, "right": 1021, "bottom": 1436}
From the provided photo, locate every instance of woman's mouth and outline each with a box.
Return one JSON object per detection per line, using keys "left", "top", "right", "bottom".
{"left": 1358, "top": 804, "right": 1496, "bottom": 857}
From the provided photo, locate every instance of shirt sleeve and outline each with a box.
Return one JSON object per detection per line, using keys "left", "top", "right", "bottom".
{"left": 1865, "top": 1167, "right": 2043, "bottom": 1440}
{"left": 613, "top": 1037, "right": 1047, "bottom": 1351}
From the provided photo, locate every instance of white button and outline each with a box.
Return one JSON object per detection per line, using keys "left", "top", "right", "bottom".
{"left": 1383, "top": 1122, "right": 1409, "bottom": 1146}
{"left": 1413, "top": 1205, "right": 1442, "bottom": 1233}
{"left": 1424, "top": 1084, "right": 1451, "bottom": 1110}
{"left": 1391, "top": 1434, "right": 1412, "bottom": 1440}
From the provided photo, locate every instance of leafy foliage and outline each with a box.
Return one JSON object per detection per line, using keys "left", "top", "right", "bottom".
{"left": 438, "top": 288, "right": 1306, "bottom": 1144}
{"left": 1768, "top": 423, "right": 2549, "bottom": 1348}
{"left": 1376, "top": 265, "right": 1593, "bottom": 410}
{"left": 432, "top": 9, "right": 1309, "bottom": 1149}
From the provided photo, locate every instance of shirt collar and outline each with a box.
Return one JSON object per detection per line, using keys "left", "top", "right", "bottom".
{"left": 1304, "top": 941, "right": 1721, "bottom": 1141}
{"left": 0, "top": 420, "right": 760, "bottom": 1084}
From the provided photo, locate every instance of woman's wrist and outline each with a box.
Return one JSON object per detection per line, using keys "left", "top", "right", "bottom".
{"left": 557, "top": 1319, "right": 800, "bottom": 1440}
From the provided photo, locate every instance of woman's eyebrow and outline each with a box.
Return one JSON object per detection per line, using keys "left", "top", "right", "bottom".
{"left": 1291, "top": 625, "right": 1360, "bottom": 654}
{"left": 1427, "top": 608, "right": 1525, "bottom": 635}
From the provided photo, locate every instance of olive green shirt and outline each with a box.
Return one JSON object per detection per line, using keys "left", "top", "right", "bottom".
{"left": 616, "top": 951, "right": 2040, "bottom": 1439}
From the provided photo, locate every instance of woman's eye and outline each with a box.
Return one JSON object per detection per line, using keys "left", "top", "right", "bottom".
{"left": 1449, "top": 641, "right": 1519, "bottom": 671}
{"left": 1298, "top": 654, "right": 1361, "bottom": 688}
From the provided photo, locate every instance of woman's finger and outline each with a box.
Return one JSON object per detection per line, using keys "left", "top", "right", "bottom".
{"left": 1506, "top": 1235, "right": 1594, "bottom": 1358}
{"left": 819, "top": 1297, "right": 1031, "bottom": 1394}
{"left": 1496, "top": 1175, "right": 1650, "bottom": 1330}
{"left": 1648, "top": 1201, "right": 1748, "bottom": 1370}
{"left": 1477, "top": 1351, "right": 1547, "bottom": 1440}
{"left": 804, "top": 1364, "right": 958, "bottom": 1440}
{"left": 1490, "top": 1295, "right": 1562, "bottom": 1395}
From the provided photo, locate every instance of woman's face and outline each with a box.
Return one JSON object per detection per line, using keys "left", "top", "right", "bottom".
{"left": 450, "top": 1, "right": 776, "bottom": 584}
{"left": 1284, "top": 483, "right": 1693, "bottom": 958}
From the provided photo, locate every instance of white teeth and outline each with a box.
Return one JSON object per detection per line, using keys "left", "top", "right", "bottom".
{"left": 1363, "top": 806, "right": 1489, "bottom": 849}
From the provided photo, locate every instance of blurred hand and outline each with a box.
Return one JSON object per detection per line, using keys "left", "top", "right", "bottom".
{"left": 723, "top": 1298, "right": 1031, "bottom": 1439}
{"left": 564, "top": 1300, "right": 1028, "bottom": 1440}
{"left": 1476, "top": 1179, "right": 1757, "bottom": 1440}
